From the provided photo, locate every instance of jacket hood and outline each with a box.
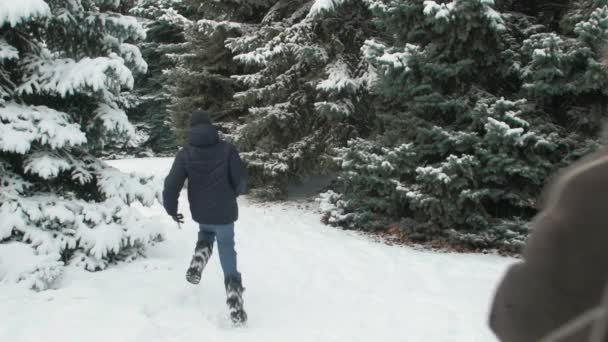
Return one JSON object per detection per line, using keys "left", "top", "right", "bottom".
{"left": 188, "top": 124, "right": 220, "bottom": 147}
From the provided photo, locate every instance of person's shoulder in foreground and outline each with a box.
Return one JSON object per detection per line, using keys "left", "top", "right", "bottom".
{"left": 489, "top": 147, "right": 608, "bottom": 342}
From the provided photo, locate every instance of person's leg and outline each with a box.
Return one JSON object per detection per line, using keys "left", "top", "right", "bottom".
{"left": 198, "top": 224, "right": 216, "bottom": 244}
{"left": 185, "top": 224, "right": 215, "bottom": 285}
{"left": 215, "top": 223, "right": 246, "bottom": 324}
{"left": 214, "top": 223, "right": 240, "bottom": 282}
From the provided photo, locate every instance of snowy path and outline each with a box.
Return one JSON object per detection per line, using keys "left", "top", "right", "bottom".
{"left": 1, "top": 158, "right": 515, "bottom": 342}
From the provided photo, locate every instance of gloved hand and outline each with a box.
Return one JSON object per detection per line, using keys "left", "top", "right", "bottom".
{"left": 172, "top": 213, "right": 184, "bottom": 224}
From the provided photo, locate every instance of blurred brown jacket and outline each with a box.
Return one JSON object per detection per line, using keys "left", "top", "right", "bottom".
{"left": 489, "top": 147, "right": 608, "bottom": 342}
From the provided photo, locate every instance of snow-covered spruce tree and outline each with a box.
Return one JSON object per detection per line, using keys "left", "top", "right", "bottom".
{"left": 228, "top": 0, "right": 376, "bottom": 199}
{"left": 322, "top": 0, "right": 607, "bottom": 252}
{"left": 127, "top": 0, "right": 195, "bottom": 155}
{"left": 167, "top": 0, "right": 272, "bottom": 144}
{"left": 0, "top": 0, "right": 163, "bottom": 290}
{"left": 523, "top": 0, "right": 608, "bottom": 138}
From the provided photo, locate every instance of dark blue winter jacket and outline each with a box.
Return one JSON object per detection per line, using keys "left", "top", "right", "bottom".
{"left": 162, "top": 124, "right": 248, "bottom": 225}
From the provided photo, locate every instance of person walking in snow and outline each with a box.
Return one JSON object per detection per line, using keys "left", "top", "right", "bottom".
{"left": 162, "top": 110, "right": 249, "bottom": 325}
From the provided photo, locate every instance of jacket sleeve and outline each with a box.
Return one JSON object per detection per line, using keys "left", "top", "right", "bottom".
{"left": 228, "top": 146, "right": 248, "bottom": 196}
{"left": 162, "top": 148, "right": 188, "bottom": 216}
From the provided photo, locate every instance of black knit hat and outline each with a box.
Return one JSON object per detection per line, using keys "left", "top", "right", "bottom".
{"left": 190, "top": 110, "right": 212, "bottom": 127}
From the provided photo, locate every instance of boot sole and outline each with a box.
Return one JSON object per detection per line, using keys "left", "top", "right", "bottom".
{"left": 186, "top": 278, "right": 200, "bottom": 285}
{"left": 231, "top": 314, "right": 248, "bottom": 326}
{"left": 186, "top": 273, "right": 201, "bottom": 285}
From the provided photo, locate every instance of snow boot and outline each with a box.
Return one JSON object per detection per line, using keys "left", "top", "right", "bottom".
{"left": 185, "top": 240, "right": 213, "bottom": 285}
{"left": 225, "top": 277, "right": 247, "bottom": 325}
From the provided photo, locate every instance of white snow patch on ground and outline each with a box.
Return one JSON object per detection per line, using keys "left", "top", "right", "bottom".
{"left": 0, "top": 157, "right": 515, "bottom": 342}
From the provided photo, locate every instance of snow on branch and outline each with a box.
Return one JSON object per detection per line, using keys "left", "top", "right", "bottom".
{"left": 17, "top": 54, "right": 135, "bottom": 97}
{"left": 93, "top": 0, "right": 122, "bottom": 9}
{"left": 480, "top": 1, "right": 505, "bottom": 31}
{"left": 0, "top": 243, "right": 63, "bottom": 291}
{"left": 234, "top": 44, "right": 286, "bottom": 67}
{"left": 232, "top": 20, "right": 325, "bottom": 69}
{"left": 94, "top": 162, "right": 161, "bottom": 206}
{"left": 363, "top": 39, "right": 419, "bottom": 74}
{"left": 423, "top": 0, "right": 456, "bottom": 20}
{"left": 119, "top": 43, "right": 148, "bottom": 73}
{"left": 314, "top": 99, "right": 355, "bottom": 117}
{"left": 159, "top": 7, "right": 192, "bottom": 28}
{"left": 0, "top": 102, "right": 86, "bottom": 154}
{"left": 307, "top": 0, "right": 349, "bottom": 19}
{"left": 248, "top": 102, "right": 296, "bottom": 126}
{"left": 85, "top": 13, "right": 146, "bottom": 42}
{"left": 423, "top": 0, "right": 504, "bottom": 31}
{"left": 69, "top": 154, "right": 96, "bottom": 185}
{"left": 24, "top": 152, "right": 72, "bottom": 180}
{"left": 0, "top": 0, "right": 50, "bottom": 27}
{"left": 317, "top": 60, "right": 361, "bottom": 93}
{"left": 0, "top": 194, "right": 165, "bottom": 288}
{"left": 195, "top": 19, "right": 242, "bottom": 34}
{"left": 130, "top": 0, "right": 191, "bottom": 28}
{"left": 316, "top": 190, "right": 354, "bottom": 225}
{"left": 225, "top": 30, "right": 261, "bottom": 56}
{"left": 0, "top": 159, "right": 32, "bottom": 199}
{"left": 0, "top": 68, "right": 16, "bottom": 104}
{"left": 241, "top": 132, "right": 323, "bottom": 177}
{"left": 0, "top": 39, "right": 19, "bottom": 62}
{"left": 91, "top": 103, "right": 137, "bottom": 141}
{"left": 575, "top": 6, "right": 608, "bottom": 43}
{"left": 231, "top": 71, "right": 268, "bottom": 87}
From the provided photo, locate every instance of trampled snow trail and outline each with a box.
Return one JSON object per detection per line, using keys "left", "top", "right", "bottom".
{"left": 0, "top": 158, "right": 515, "bottom": 342}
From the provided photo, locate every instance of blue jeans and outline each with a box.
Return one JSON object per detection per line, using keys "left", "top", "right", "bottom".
{"left": 198, "top": 223, "right": 241, "bottom": 283}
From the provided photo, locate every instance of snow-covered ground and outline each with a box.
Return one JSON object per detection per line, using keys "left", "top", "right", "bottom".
{"left": 0, "top": 158, "right": 515, "bottom": 342}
